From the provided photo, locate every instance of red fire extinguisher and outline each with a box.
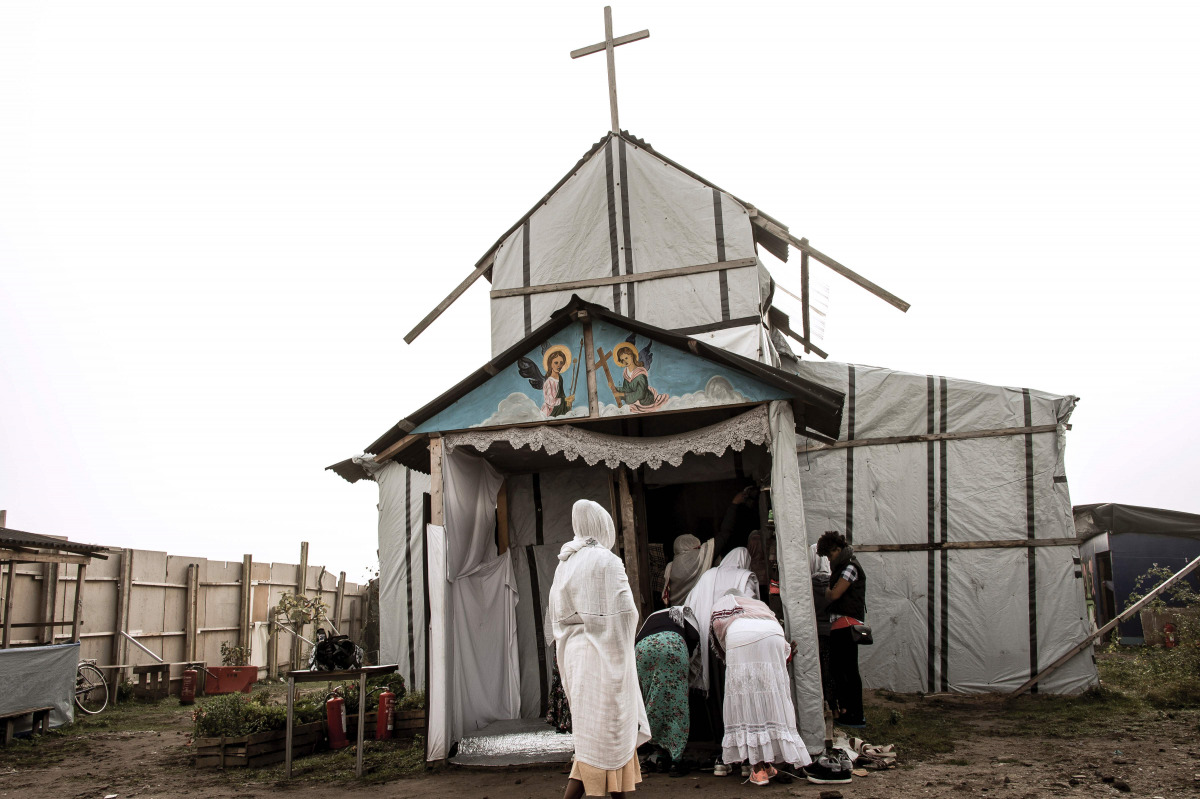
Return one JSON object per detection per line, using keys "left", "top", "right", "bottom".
{"left": 376, "top": 686, "right": 395, "bottom": 741}
{"left": 180, "top": 665, "right": 198, "bottom": 706}
{"left": 326, "top": 690, "right": 349, "bottom": 749}
{"left": 1164, "top": 622, "right": 1178, "bottom": 648}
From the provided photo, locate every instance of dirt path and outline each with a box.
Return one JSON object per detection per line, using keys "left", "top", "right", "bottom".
{"left": 3, "top": 696, "right": 1198, "bottom": 798}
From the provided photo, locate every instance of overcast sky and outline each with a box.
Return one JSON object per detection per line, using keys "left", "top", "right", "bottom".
{"left": 2, "top": 1, "right": 1197, "bottom": 582}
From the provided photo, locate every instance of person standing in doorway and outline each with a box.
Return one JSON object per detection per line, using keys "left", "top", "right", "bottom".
{"left": 816, "top": 531, "right": 867, "bottom": 728}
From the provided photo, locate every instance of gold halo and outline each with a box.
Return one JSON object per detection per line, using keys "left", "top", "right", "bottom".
{"left": 612, "top": 341, "right": 639, "bottom": 365}
{"left": 542, "top": 344, "right": 572, "bottom": 373}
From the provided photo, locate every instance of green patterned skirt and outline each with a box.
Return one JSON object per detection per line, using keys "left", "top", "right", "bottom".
{"left": 635, "top": 631, "right": 690, "bottom": 761}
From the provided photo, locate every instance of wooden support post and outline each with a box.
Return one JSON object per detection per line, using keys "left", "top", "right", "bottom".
{"left": 1009, "top": 554, "right": 1200, "bottom": 698}
{"left": 429, "top": 437, "right": 444, "bottom": 527}
{"left": 111, "top": 550, "right": 133, "bottom": 694}
{"left": 240, "top": 554, "right": 253, "bottom": 652}
{"left": 292, "top": 542, "right": 309, "bottom": 672}
{"left": 496, "top": 484, "right": 510, "bottom": 556}
{"left": 583, "top": 320, "right": 600, "bottom": 418}
{"left": 333, "top": 571, "right": 346, "bottom": 635}
{"left": 616, "top": 468, "right": 645, "bottom": 620}
{"left": 40, "top": 561, "right": 59, "bottom": 645}
{"left": 184, "top": 563, "right": 199, "bottom": 662}
{"left": 2, "top": 562, "right": 16, "bottom": 649}
{"left": 71, "top": 562, "right": 87, "bottom": 643}
{"left": 267, "top": 613, "right": 278, "bottom": 680}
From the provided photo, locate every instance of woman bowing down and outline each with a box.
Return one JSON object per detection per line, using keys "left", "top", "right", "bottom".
{"left": 548, "top": 500, "right": 651, "bottom": 798}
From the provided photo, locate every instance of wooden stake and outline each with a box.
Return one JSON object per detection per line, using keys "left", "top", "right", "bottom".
{"left": 1009, "top": 554, "right": 1200, "bottom": 698}
{"left": 429, "top": 437, "right": 445, "bottom": 527}
{"left": 293, "top": 542, "right": 309, "bottom": 670}
{"left": 240, "top": 554, "right": 253, "bottom": 652}
{"left": 71, "top": 562, "right": 87, "bottom": 643}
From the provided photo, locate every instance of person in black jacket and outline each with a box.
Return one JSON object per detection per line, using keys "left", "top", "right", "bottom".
{"left": 816, "top": 531, "right": 867, "bottom": 728}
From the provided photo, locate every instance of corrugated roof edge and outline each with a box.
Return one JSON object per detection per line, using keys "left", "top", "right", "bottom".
{"left": 0, "top": 527, "right": 111, "bottom": 558}
{"left": 327, "top": 295, "right": 845, "bottom": 482}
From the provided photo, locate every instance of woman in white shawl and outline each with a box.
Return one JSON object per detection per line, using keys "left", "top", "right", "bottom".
{"left": 683, "top": 546, "right": 759, "bottom": 692}
{"left": 548, "top": 499, "right": 651, "bottom": 798}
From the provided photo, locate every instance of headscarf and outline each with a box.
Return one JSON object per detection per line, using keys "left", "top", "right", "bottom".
{"left": 547, "top": 499, "right": 650, "bottom": 769}
{"left": 682, "top": 546, "right": 759, "bottom": 691}
{"left": 663, "top": 533, "right": 714, "bottom": 605}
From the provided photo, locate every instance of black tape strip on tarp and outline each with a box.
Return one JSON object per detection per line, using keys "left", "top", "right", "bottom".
{"left": 605, "top": 141, "right": 622, "bottom": 314}
{"left": 713, "top": 188, "right": 730, "bottom": 321}
{"left": 939, "top": 376, "right": 950, "bottom": 693}
{"left": 619, "top": 137, "right": 636, "bottom": 319}
{"left": 522, "top": 221, "right": 533, "bottom": 336}
{"left": 405, "top": 468, "right": 417, "bottom": 686}
{"left": 846, "top": 365, "right": 856, "bottom": 543}
{"left": 1023, "top": 388, "right": 1039, "bottom": 693}
{"left": 926, "top": 376, "right": 937, "bottom": 692}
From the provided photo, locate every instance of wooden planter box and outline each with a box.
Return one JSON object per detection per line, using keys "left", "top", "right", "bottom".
{"left": 341, "top": 708, "right": 424, "bottom": 741}
{"left": 194, "top": 720, "right": 324, "bottom": 768}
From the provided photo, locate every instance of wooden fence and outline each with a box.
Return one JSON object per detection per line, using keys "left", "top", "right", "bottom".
{"left": 0, "top": 541, "right": 369, "bottom": 691}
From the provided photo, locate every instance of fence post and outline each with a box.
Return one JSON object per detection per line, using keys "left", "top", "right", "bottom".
{"left": 291, "top": 542, "right": 309, "bottom": 671}
{"left": 239, "top": 554, "right": 253, "bottom": 654}
{"left": 2, "top": 562, "right": 15, "bottom": 649}
{"left": 71, "top": 562, "right": 87, "bottom": 643}
{"left": 111, "top": 549, "right": 133, "bottom": 695}
{"left": 185, "top": 563, "right": 199, "bottom": 662}
{"left": 40, "top": 561, "right": 58, "bottom": 645}
{"left": 334, "top": 572, "right": 346, "bottom": 635}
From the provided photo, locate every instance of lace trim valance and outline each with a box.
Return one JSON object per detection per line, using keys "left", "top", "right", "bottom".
{"left": 443, "top": 404, "right": 770, "bottom": 470}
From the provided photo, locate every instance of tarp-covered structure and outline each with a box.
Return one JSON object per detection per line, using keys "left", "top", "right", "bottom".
{"left": 1075, "top": 503, "right": 1200, "bottom": 643}
{"left": 330, "top": 130, "right": 1097, "bottom": 763}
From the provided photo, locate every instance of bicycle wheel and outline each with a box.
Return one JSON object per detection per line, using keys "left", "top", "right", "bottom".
{"left": 75, "top": 663, "right": 108, "bottom": 714}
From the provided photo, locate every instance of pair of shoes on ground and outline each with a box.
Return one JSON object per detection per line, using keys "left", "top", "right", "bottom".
{"left": 803, "top": 749, "right": 854, "bottom": 785}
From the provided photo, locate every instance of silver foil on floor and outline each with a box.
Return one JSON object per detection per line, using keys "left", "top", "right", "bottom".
{"left": 449, "top": 718, "right": 575, "bottom": 767}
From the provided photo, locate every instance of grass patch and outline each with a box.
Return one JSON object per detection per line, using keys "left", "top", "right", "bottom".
{"left": 993, "top": 686, "right": 1144, "bottom": 738}
{"left": 215, "top": 736, "right": 427, "bottom": 786}
{"left": 944, "top": 757, "right": 970, "bottom": 766}
{"left": 861, "top": 696, "right": 969, "bottom": 760}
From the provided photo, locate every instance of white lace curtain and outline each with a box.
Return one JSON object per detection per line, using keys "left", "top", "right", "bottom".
{"left": 443, "top": 404, "right": 771, "bottom": 470}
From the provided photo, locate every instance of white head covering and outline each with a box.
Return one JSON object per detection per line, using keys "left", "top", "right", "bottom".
{"left": 547, "top": 499, "right": 650, "bottom": 769}
{"left": 683, "top": 546, "right": 759, "bottom": 691}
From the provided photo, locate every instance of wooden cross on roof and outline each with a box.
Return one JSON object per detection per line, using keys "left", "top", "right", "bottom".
{"left": 570, "top": 6, "right": 649, "bottom": 134}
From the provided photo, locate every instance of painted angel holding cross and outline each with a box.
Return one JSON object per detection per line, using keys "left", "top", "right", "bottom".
{"left": 602, "top": 333, "right": 670, "bottom": 413}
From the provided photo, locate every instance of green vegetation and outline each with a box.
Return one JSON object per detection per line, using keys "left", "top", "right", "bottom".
{"left": 191, "top": 691, "right": 323, "bottom": 738}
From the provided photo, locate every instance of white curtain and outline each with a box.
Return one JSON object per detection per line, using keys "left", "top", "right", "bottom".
{"left": 440, "top": 448, "right": 521, "bottom": 752}
{"left": 769, "top": 400, "right": 825, "bottom": 751}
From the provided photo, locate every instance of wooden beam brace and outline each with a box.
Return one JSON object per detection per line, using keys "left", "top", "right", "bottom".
{"left": 857, "top": 537, "right": 1081, "bottom": 553}
{"left": 774, "top": 314, "right": 829, "bottom": 359}
{"left": 800, "top": 240, "right": 811, "bottom": 350}
{"left": 71, "top": 562, "right": 87, "bottom": 643}
{"left": 374, "top": 433, "right": 425, "bottom": 464}
{"left": 403, "top": 254, "right": 495, "bottom": 345}
{"left": 0, "top": 549, "right": 91, "bottom": 566}
{"left": 751, "top": 217, "right": 911, "bottom": 312}
{"left": 1009, "top": 554, "right": 1200, "bottom": 698}
{"left": 798, "top": 423, "right": 1067, "bottom": 453}
{"left": 570, "top": 28, "right": 650, "bottom": 59}
{"left": 489, "top": 257, "right": 757, "bottom": 299}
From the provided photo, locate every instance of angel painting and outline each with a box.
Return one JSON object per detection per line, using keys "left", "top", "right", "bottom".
{"left": 517, "top": 342, "right": 580, "bottom": 418}
{"left": 599, "top": 334, "right": 670, "bottom": 413}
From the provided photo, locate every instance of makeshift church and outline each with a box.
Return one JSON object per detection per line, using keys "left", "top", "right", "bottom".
{"left": 329, "top": 10, "right": 1097, "bottom": 763}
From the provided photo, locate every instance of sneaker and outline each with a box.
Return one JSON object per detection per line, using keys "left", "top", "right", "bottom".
{"left": 748, "top": 765, "right": 771, "bottom": 786}
{"left": 741, "top": 763, "right": 751, "bottom": 778}
{"left": 713, "top": 762, "right": 731, "bottom": 777}
{"left": 803, "top": 754, "right": 852, "bottom": 785}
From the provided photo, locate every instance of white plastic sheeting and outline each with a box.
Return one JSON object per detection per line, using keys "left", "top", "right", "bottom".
{"left": 768, "top": 401, "right": 825, "bottom": 750}
{"left": 0, "top": 642, "right": 77, "bottom": 731}
{"left": 489, "top": 136, "right": 768, "bottom": 361}
{"left": 367, "top": 459, "right": 429, "bottom": 691}
{"left": 789, "top": 361, "right": 1097, "bottom": 695}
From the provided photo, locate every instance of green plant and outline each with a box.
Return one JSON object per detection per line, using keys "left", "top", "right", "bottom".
{"left": 220, "top": 640, "right": 251, "bottom": 667}
{"left": 396, "top": 689, "right": 425, "bottom": 711}
{"left": 191, "top": 690, "right": 323, "bottom": 738}
{"left": 1126, "top": 563, "right": 1200, "bottom": 611}
{"left": 338, "top": 673, "right": 405, "bottom": 714}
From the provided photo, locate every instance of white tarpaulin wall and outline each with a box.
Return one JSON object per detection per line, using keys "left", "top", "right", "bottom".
{"left": 788, "top": 361, "right": 1097, "bottom": 694}
{"left": 488, "top": 135, "right": 774, "bottom": 363}
{"left": 366, "top": 459, "right": 429, "bottom": 692}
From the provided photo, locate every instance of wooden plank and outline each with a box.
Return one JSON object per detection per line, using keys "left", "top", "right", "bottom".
{"left": 403, "top": 254, "right": 494, "bottom": 345}
{"left": 751, "top": 217, "right": 911, "bottom": 312}
{"left": 603, "top": 7, "right": 619, "bottom": 132}
{"left": 856, "top": 538, "right": 1082, "bottom": 553}
{"left": 774, "top": 313, "right": 829, "bottom": 359}
{"left": 39, "top": 562, "right": 58, "bottom": 645}
{"left": 489, "top": 257, "right": 757, "bottom": 299}
{"left": 185, "top": 564, "right": 199, "bottom": 662}
{"left": 0, "top": 549, "right": 89, "bottom": 566}
{"left": 569, "top": 28, "right": 649, "bottom": 59}
{"left": 373, "top": 433, "right": 424, "bottom": 464}
{"left": 2, "top": 562, "right": 14, "bottom": 648}
{"left": 1010, "top": 554, "right": 1200, "bottom": 698}
{"left": 239, "top": 554, "right": 253, "bottom": 652}
{"left": 333, "top": 571, "right": 346, "bottom": 636}
{"left": 583, "top": 319, "right": 600, "bottom": 418}
{"left": 797, "top": 423, "right": 1065, "bottom": 453}
{"left": 110, "top": 550, "right": 132, "bottom": 692}
{"left": 616, "top": 468, "right": 644, "bottom": 621}
{"left": 429, "top": 438, "right": 445, "bottom": 527}
{"left": 71, "top": 563, "right": 86, "bottom": 643}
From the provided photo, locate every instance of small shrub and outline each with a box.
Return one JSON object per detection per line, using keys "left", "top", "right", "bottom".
{"left": 396, "top": 690, "right": 425, "bottom": 712}
{"left": 220, "top": 641, "right": 251, "bottom": 667}
{"left": 192, "top": 690, "right": 323, "bottom": 738}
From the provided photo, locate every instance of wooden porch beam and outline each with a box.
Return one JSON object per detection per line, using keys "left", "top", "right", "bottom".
{"left": 403, "top": 253, "right": 495, "bottom": 345}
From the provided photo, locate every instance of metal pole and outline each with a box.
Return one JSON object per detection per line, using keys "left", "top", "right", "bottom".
{"left": 356, "top": 671, "right": 367, "bottom": 777}
{"left": 121, "top": 630, "right": 166, "bottom": 663}
{"left": 285, "top": 675, "right": 295, "bottom": 778}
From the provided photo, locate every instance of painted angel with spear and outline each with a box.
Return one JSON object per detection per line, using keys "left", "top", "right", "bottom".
{"left": 598, "top": 333, "right": 670, "bottom": 413}
{"left": 517, "top": 339, "right": 584, "bottom": 418}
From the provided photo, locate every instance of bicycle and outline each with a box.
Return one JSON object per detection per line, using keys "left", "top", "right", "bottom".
{"left": 75, "top": 659, "right": 108, "bottom": 715}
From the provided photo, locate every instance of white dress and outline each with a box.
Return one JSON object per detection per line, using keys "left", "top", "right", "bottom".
{"left": 720, "top": 617, "right": 809, "bottom": 767}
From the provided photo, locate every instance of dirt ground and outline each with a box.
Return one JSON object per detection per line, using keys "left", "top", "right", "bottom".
{"left": 2, "top": 692, "right": 1199, "bottom": 799}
